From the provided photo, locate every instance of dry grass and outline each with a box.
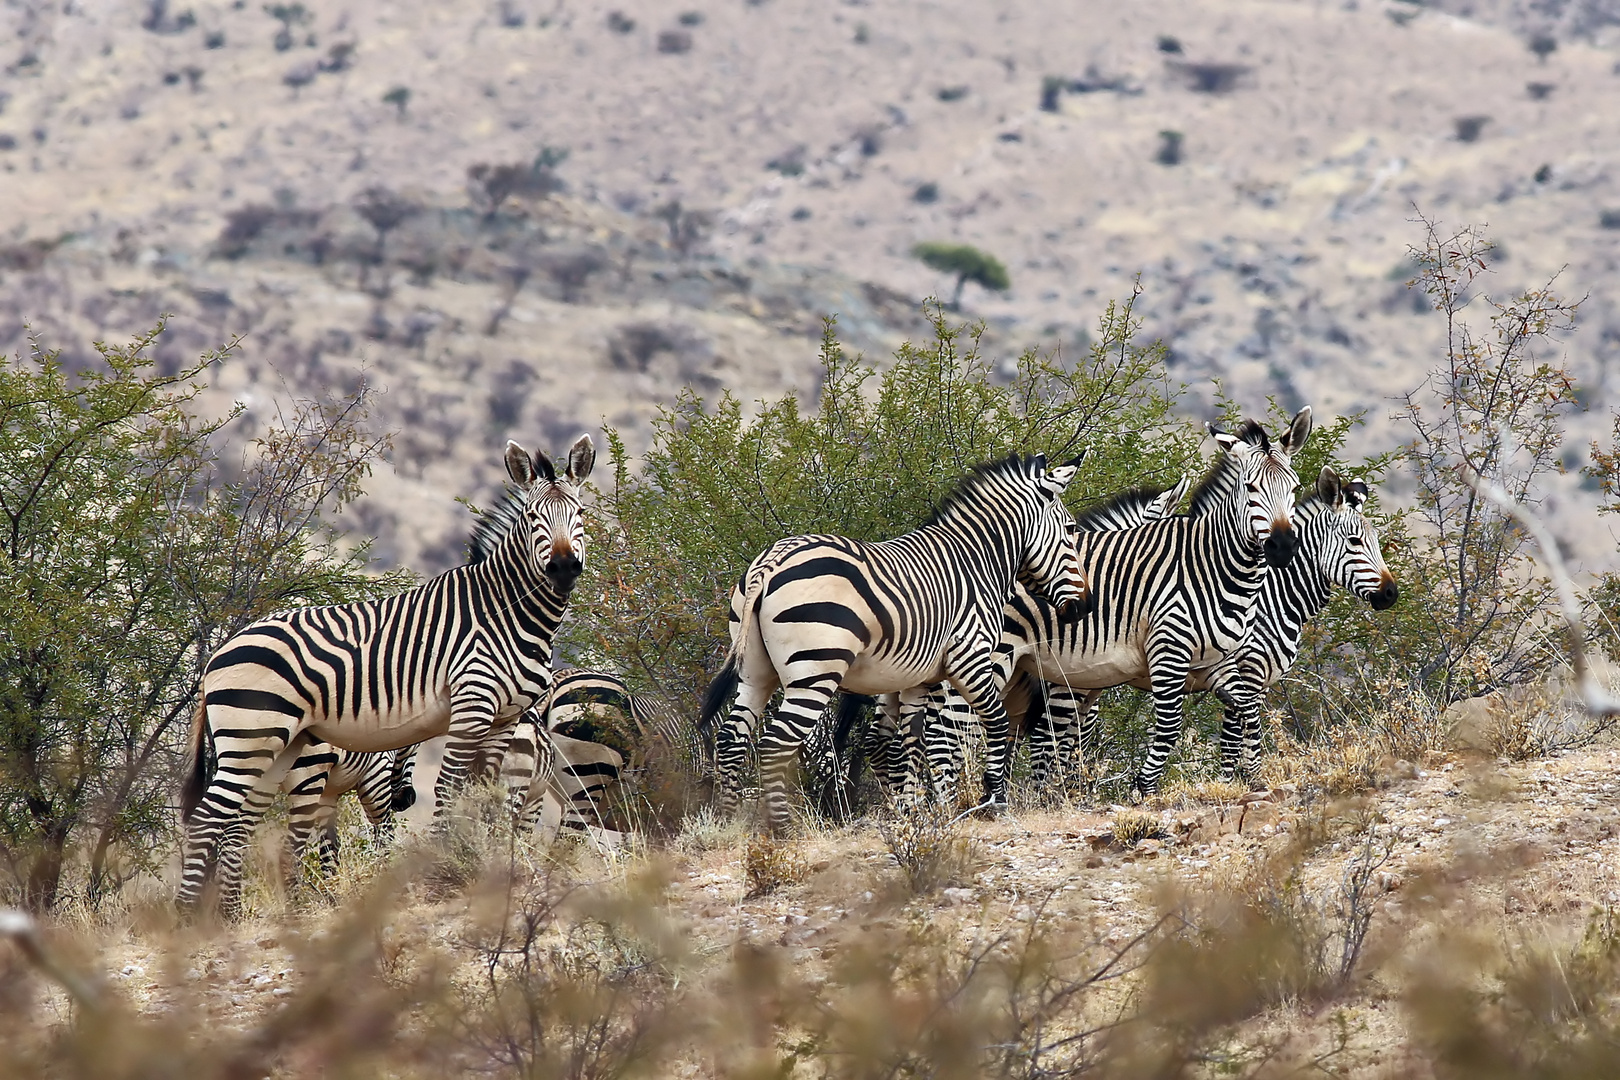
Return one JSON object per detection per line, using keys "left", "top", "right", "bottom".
{"left": 742, "top": 833, "right": 810, "bottom": 898}
{"left": 876, "top": 801, "right": 980, "bottom": 895}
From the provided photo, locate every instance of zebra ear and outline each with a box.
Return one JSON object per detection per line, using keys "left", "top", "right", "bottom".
{"left": 1280, "top": 406, "right": 1314, "bottom": 456}
{"left": 1317, "top": 466, "right": 1345, "bottom": 508}
{"left": 1046, "top": 462, "right": 1078, "bottom": 491}
{"left": 1211, "top": 425, "right": 1241, "bottom": 455}
{"left": 505, "top": 440, "right": 538, "bottom": 486}
{"left": 566, "top": 434, "right": 596, "bottom": 485}
{"left": 1061, "top": 448, "right": 1087, "bottom": 470}
{"left": 1346, "top": 479, "right": 1371, "bottom": 510}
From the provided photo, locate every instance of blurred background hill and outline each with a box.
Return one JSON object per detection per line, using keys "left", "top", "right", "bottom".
{"left": 2, "top": 0, "right": 1618, "bottom": 569}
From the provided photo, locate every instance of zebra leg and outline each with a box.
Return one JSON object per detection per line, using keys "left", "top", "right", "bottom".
{"left": 1026, "top": 681, "right": 1065, "bottom": 798}
{"left": 389, "top": 743, "right": 420, "bottom": 813}
{"left": 1074, "top": 689, "right": 1106, "bottom": 792}
{"left": 757, "top": 672, "right": 844, "bottom": 836}
{"left": 928, "top": 686, "right": 974, "bottom": 808}
{"left": 715, "top": 677, "right": 774, "bottom": 818}
{"left": 1134, "top": 644, "right": 1193, "bottom": 798}
{"left": 215, "top": 733, "right": 313, "bottom": 919}
{"left": 894, "top": 685, "right": 937, "bottom": 805}
{"left": 281, "top": 743, "right": 338, "bottom": 891}
{"left": 355, "top": 752, "right": 398, "bottom": 848}
{"left": 861, "top": 692, "right": 901, "bottom": 799}
{"left": 434, "top": 691, "right": 500, "bottom": 814}
{"left": 178, "top": 709, "right": 309, "bottom": 916}
{"left": 946, "top": 660, "right": 1014, "bottom": 811}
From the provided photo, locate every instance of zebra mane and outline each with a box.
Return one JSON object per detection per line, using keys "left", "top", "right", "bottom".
{"left": 1072, "top": 484, "right": 1174, "bottom": 530}
{"left": 925, "top": 453, "right": 1045, "bottom": 526}
{"left": 467, "top": 488, "right": 529, "bottom": 564}
{"left": 1187, "top": 450, "right": 1244, "bottom": 516}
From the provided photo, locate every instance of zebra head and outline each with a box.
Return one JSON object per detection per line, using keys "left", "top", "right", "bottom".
{"left": 1019, "top": 452, "right": 1093, "bottom": 619}
{"left": 504, "top": 434, "right": 596, "bottom": 595}
{"left": 1313, "top": 468, "right": 1399, "bottom": 610}
{"left": 1207, "top": 406, "right": 1312, "bottom": 568}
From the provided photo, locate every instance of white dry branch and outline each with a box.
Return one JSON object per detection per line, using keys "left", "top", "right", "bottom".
{"left": 1458, "top": 463, "right": 1620, "bottom": 721}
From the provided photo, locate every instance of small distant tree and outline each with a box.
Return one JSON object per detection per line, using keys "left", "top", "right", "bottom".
{"left": 264, "top": 2, "right": 310, "bottom": 51}
{"left": 911, "top": 242, "right": 1010, "bottom": 310}
{"left": 383, "top": 85, "right": 411, "bottom": 117}
{"left": 354, "top": 186, "right": 418, "bottom": 294}
{"left": 0, "top": 323, "right": 400, "bottom": 911}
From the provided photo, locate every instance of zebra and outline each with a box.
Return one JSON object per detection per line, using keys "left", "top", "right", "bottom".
{"left": 177, "top": 435, "right": 595, "bottom": 917}
{"left": 496, "top": 667, "right": 710, "bottom": 831}
{"left": 503, "top": 721, "right": 627, "bottom": 836}
{"left": 995, "top": 409, "right": 1312, "bottom": 797}
{"left": 1049, "top": 466, "right": 1398, "bottom": 785}
{"left": 700, "top": 452, "right": 1092, "bottom": 834}
{"left": 280, "top": 743, "right": 415, "bottom": 886}
{"left": 866, "top": 475, "right": 1195, "bottom": 805}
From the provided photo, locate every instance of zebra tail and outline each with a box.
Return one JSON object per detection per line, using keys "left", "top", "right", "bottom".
{"left": 180, "top": 696, "right": 212, "bottom": 823}
{"left": 699, "top": 656, "right": 740, "bottom": 738}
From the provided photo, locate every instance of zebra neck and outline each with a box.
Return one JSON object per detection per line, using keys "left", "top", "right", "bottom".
{"left": 1274, "top": 502, "right": 1335, "bottom": 616}
{"left": 468, "top": 526, "right": 569, "bottom": 619}
{"left": 1197, "top": 479, "right": 1269, "bottom": 586}
{"left": 907, "top": 514, "right": 1024, "bottom": 599}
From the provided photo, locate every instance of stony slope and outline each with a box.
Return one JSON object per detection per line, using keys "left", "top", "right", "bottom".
{"left": 2, "top": 0, "right": 1618, "bottom": 567}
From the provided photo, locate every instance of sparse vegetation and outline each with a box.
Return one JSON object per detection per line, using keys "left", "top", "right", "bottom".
{"left": 1455, "top": 115, "right": 1490, "bottom": 142}
{"left": 657, "top": 28, "right": 693, "bottom": 54}
{"left": 382, "top": 85, "right": 411, "bottom": 117}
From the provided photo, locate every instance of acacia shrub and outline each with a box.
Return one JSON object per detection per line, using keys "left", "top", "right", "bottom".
{"left": 0, "top": 323, "right": 401, "bottom": 911}
{"left": 563, "top": 298, "right": 1201, "bottom": 711}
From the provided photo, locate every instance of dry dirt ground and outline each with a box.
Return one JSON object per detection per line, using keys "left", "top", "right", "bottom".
{"left": 31, "top": 739, "right": 1619, "bottom": 1075}
{"left": 2, "top": 0, "right": 1619, "bottom": 569}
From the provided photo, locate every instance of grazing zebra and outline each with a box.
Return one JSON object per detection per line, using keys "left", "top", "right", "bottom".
{"left": 178, "top": 435, "right": 595, "bottom": 917}
{"left": 503, "top": 722, "right": 627, "bottom": 835}
{"left": 280, "top": 743, "right": 414, "bottom": 884}
{"left": 985, "top": 410, "right": 1313, "bottom": 798}
{"left": 496, "top": 667, "right": 709, "bottom": 831}
{"left": 1050, "top": 466, "right": 1398, "bottom": 784}
{"left": 867, "top": 476, "right": 1195, "bottom": 805}
{"left": 701, "top": 452, "right": 1092, "bottom": 833}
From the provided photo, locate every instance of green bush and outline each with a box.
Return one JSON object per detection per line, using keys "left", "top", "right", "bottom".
{"left": 0, "top": 323, "right": 401, "bottom": 911}
{"left": 561, "top": 297, "right": 1202, "bottom": 711}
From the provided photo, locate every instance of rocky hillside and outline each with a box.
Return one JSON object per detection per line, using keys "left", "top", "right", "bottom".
{"left": 2, "top": 0, "right": 1618, "bottom": 567}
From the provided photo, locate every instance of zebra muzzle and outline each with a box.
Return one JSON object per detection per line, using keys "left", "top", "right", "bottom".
{"left": 1262, "top": 526, "right": 1298, "bottom": 568}
{"left": 1370, "top": 579, "right": 1399, "bottom": 610}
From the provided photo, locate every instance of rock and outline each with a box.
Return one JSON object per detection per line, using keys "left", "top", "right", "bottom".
{"left": 1134, "top": 838, "right": 1163, "bottom": 858}
{"left": 1238, "top": 800, "right": 1279, "bottom": 833}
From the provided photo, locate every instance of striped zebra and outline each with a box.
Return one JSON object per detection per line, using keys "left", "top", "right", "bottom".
{"left": 701, "top": 452, "right": 1091, "bottom": 833}
{"left": 498, "top": 667, "right": 709, "bottom": 831}
{"left": 1050, "top": 466, "right": 1398, "bottom": 784}
{"left": 178, "top": 435, "right": 595, "bottom": 917}
{"left": 280, "top": 743, "right": 415, "bottom": 885}
{"left": 501, "top": 718, "right": 627, "bottom": 834}
{"left": 912, "top": 410, "right": 1309, "bottom": 801}
{"left": 866, "top": 476, "right": 1194, "bottom": 805}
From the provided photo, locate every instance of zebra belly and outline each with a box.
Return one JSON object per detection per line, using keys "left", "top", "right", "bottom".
{"left": 307, "top": 695, "right": 453, "bottom": 753}
{"left": 1030, "top": 641, "right": 1145, "bottom": 689}
{"left": 840, "top": 653, "right": 947, "bottom": 696}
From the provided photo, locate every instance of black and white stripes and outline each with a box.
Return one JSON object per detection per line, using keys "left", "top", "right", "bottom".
{"left": 702, "top": 452, "right": 1090, "bottom": 833}
{"left": 177, "top": 436, "right": 595, "bottom": 917}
